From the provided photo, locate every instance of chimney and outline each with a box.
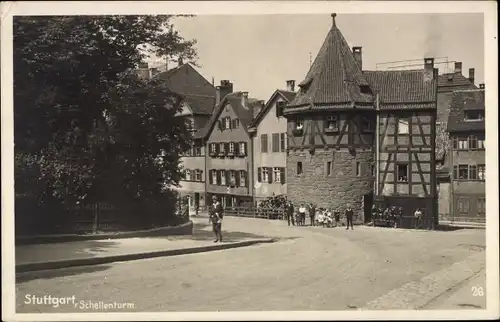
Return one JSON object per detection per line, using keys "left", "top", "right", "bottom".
{"left": 150, "top": 67, "right": 158, "bottom": 78}
{"left": 286, "top": 80, "right": 295, "bottom": 92}
{"left": 241, "top": 92, "right": 249, "bottom": 108}
{"left": 216, "top": 80, "right": 233, "bottom": 105}
{"left": 469, "top": 68, "right": 475, "bottom": 85}
{"left": 178, "top": 57, "right": 184, "bottom": 66}
{"left": 352, "top": 47, "right": 362, "bottom": 69}
{"left": 454, "top": 62, "right": 462, "bottom": 74}
{"left": 137, "top": 62, "right": 149, "bottom": 80}
{"left": 423, "top": 58, "right": 435, "bottom": 81}
{"left": 331, "top": 13, "right": 337, "bottom": 27}
{"left": 479, "top": 83, "right": 485, "bottom": 89}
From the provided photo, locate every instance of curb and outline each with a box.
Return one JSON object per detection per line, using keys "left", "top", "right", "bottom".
{"left": 361, "top": 251, "right": 486, "bottom": 310}
{"left": 16, "top": 238, "right": 276, "bottom": 273}
{"left": 15, "top": 221, "right": 194, "bottom": 245}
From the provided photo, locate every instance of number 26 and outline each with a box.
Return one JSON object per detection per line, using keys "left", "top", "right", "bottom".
{"left": 472, "top": 286, "right": 484, "bottom": 297}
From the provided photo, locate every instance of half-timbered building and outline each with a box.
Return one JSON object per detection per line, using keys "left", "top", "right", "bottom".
{"left": 283, "top": 14, "right": 438, "bottom": 225}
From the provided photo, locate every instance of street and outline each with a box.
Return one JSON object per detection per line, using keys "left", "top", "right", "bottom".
{"left": 16, "top": 216, "right": 486, "bottom": 312}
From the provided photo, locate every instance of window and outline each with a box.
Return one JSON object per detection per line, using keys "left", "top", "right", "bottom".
{"left": 261, "top": 134, "right": 268, "bottom": 153}
{"left": 356, "top": 162, "right": 361, "bottom": 177}
{"left": 219, "top": 142, "right": 225, "bottom": 155}
{"left": 296, "top": 119, "right": 304, "bottom": 130}
{"left": 458, "top": 164, "right": 469, "bottom": 179}
{"left": 478, "top": 164, "right": 485, "bottom": 180}
{"left": 273, "top": 167, "right": 281, "bottom": 183}
{"left": 239, "top": 142, "right": 246, "bottom": 156}
{"left": 469, "top": 165, "right": 478, "bottom": 180}
{"left": 262, "top": 168, "right": 269, "bottom": 183}
{"left": 397, "top": 163, "right": 408, "bottom": 182}
{"left": 229, "top": 142, "right": 235, "bottom": 154}
{"left": 326, "top": 162, "right": 332, "bottom": 176}
{"left": 272, "top": 133, "right": 280, "bottom": 153}
{"left": 464, "top": 111, "right": 484, "bottom": 121}
{"left": 362, "top": 117, "right": 374, "bottom": 132}
{"left": 478, "top": 137, "right": 485, "bottom": 149}
{"left": 212, "top": 170, "right": 217, "bottom": 184}
{"left": 225, "top": 117, "right": 231, "bottom": 129}
{"left": 210, "top": 143, "right": 217, "bottom": 154}
{"left": 457, "top": 198, "right": 470, "bottom": 214}
{"left": 229, "top": 170, "right": 236, "bottom": 186}
{"left": 477, "top": 198, "right": 486, "bottom": 214}
{"left": 326, "top": 116, "right": 339, "bottom": 132}
{"left": 220, "top": 170, "right": 226, "bottom": 185}
{"left": 239, "top": 170, "right": 246, "bottom": 187}
{"left": 280, "top": 133, "right": 286, "bottom": 151}
{"left": 458, "top": 138, "right": 468, "bottom": 150}
{"left": 194, "top": 147, "right": 202, "bottom": 156}
{"left": 398, "top": 118, "right": 409, "bottom": 134}
{"left": 276, "top": 101, "right": 285, "bottom": 118}
{"left": 297, "top": 162, "right": 303, "bottom": 175}
{"left": 468, "top": 135, "right": 478, "bottom": 149}
{"left": 232, "top": 118, "right": 240, "bottom": 128}
{"left": 452, "top": 137, "right": 458, "bottom": 150}
{"left": 185, "top": 170, "right": 192, "bottom": 181}
{"left": 195, "top": 170, "right": 202, "bottom": 181}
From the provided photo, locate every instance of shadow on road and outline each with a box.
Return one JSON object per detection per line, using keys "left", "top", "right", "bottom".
{"left": 16, "top": 264, "right": 112, "bottom": 284}
{"left": 171, "top": 223, "right": 273, "bottom": 243}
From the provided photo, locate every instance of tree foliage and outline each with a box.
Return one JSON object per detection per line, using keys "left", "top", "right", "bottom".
{"left": 14, "top": 15, "right": 195, "bottom": 210}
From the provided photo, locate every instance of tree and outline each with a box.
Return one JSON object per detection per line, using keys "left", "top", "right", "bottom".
{"left": 14, "top": 16, "right": 196, "bottom": 231}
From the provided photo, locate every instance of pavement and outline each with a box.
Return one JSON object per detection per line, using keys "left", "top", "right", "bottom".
{"left": 14, "top": 215, "right": 487, "bottom": 313}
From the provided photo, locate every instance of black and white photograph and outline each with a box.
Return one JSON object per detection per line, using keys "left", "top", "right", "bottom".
{"left": 1, "top": 1, "right": 498, "bottom": 320}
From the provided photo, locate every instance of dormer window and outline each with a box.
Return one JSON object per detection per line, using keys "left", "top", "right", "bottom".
{"left": 464, "top": 111, "right": 484, "bottom": 121}
{"left": 225, "top": 117, "right": 231, "bottom": 129}
{"left": 325, "top": 116, "right": 339, "bottom": 133}
{"left": 219, "top": 142, "right": 225, "bottom": 155}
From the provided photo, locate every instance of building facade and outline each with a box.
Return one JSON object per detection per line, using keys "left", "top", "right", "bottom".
{"left": 444, "top": 86, "right": 486, "bottom": 223}
{"left": 202, "top": 81, "right": 263, "bottom": 208}
{"left": 283, "top": 14, "right": 438, "bottom": 225}
{"left": 248, "top": 83, "right": 296, "bottom": 203}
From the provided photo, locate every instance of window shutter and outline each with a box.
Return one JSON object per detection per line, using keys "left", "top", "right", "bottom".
{"left": 225, "top": 170, "right": 231, "bottom": 186}
{"left": 235, "top": 170, "right": 240, "bottom": 187}
{"left": 234, "top": 141, "right": 240, "bottom": 155}
{"left": 215, "top": 143, "right": 220, "bottom": 154}
{"left": 268, "top": 167, "right": 273, "bottom": 183}
{"left": 280, "top": 167, "right": 286, "bottom": 184}
{"left": 244, "top": 171, "right": 248, "bottom": 187}
{"left": 227, "top": 118, "right": 232, "bottom": 130}
{"left": 200, "top": 170, "right": 204, "bottom": 182}
{"left": 257, "top": 167, "right": 262, "bottom": 183}
{"left": 243, "top": 142, "right": 248, "bottom": 156}
{"left": 224, "top": 142, "right": 230, "bottom": 155}
{"left": 209, "top": 170, "right": 213, "bottom": 184}
{"left": 216, "top": 170, "right": 221, "bottom": 185}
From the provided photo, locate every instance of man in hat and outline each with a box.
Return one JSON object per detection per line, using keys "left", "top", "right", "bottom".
{"left": 286, "top": 200, "right": 295, "bottom": 226}
{"left": 345, "top": 204, "right": 354, "bottom": 230}
{"left": 309, "top": 203, "right": 316, "bottom": 226}
{"left": 209, "top": 196, "right": 224, "bottom": 242}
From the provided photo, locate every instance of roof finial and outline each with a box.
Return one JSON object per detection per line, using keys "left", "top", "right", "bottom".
{"left": 331, "top": 13, "right": 337, "bottom": 27}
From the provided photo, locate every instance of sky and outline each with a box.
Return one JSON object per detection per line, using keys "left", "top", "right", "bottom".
{"left": 152, "top": 13, "right": 484, "bottom": 101}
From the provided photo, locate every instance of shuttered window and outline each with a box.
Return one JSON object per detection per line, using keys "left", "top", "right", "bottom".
{"left": 239, "top": 170, "right": 247, "bottom": 187}
{"left": 261, "top": 134, "right": 268, "bottom": 153}
{"left": 280, "top": 133, "right": 286, "bottom": 151}
{"left": 272, "top": 133, "right": 280, "bottom": 153}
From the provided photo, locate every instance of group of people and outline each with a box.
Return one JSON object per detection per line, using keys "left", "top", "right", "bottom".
{"left": 284, "top": 201, "right": 355, "bottom": 230}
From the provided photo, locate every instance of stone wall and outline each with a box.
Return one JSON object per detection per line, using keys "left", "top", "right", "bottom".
{"left": 287, "top": 148, "right": 374, "bottom": 223}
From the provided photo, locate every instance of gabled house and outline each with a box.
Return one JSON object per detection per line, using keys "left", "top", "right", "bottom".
{"left": 147, "top": 61, "right": 216, "bottom": 213}
{"left": 248, "top": 82, "right": 296, "bottom": 203}
{"left": 282, "top": 14, "right": 438, "bottom": 227}
{"left": 202, "top": 81, "right": 263, "bottom": 208}
{"left": 439, "top": 85, "right": 486, "bottom": 223}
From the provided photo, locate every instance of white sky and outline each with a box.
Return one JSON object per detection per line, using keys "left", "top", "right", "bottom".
{"left": 155, "top": 13, "right": 484, "bottom": 101}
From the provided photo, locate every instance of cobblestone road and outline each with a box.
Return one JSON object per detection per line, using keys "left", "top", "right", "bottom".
{"left": 15, "top": 216, "right": 486, "bottom": 312}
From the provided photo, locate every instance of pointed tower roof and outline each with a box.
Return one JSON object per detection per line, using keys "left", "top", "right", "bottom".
{"left": 287, "top": 14, "right": 374, "bottom": 111}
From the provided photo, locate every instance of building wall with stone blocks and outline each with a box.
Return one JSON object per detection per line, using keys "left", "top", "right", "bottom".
{"left": 287, "top": 149, "right": 374, "bottom": 223}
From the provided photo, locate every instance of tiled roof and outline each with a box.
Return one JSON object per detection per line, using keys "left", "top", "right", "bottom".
{"left": 194, "top": 92, "right": 259, "bottom": 140}
{"left": 447, "top": 89, "right": 485, "bottom": 133}
{"left": 287, "top": 18, "right": 373, "bottom": 110}
{"left": 364, "top": 70, "right": 437, "bottom": 109}
{"left": 249, "top": 90, "right": 296, "bottom": 128}
{"left": 438, "top": 72, "right": 477, "bottom": 91}
{"left": 153, "top": 63, "right": 216, "bottom": 115}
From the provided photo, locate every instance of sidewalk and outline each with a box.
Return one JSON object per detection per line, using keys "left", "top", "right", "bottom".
{"left": 16, "top": 219, "right": 275, "bottom": 273}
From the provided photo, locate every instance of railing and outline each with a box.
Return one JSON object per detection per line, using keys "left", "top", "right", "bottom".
{"left": 373, "top": 215, "right": 436, "bottom": 230}
{"left": 223, "top": 206, "right": 286, "bottom": 220}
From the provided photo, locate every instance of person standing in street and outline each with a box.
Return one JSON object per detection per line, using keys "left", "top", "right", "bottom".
{"left": 286, "top": 201, "right": 295, "bottom": 226}
{"left": 209, "top": 196, "right": 224, "bottom": 242}
{"left": 345, "top": 205, "right": 354, "bottom": 230}
{"left": 333, "top": 208, "right": 341, "bottom": 227}
{"left": 309, "top": 203, "right": 316, "bottom": 226}
{"left": 298, "top": 204, "right": 307, "bottom": 226}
